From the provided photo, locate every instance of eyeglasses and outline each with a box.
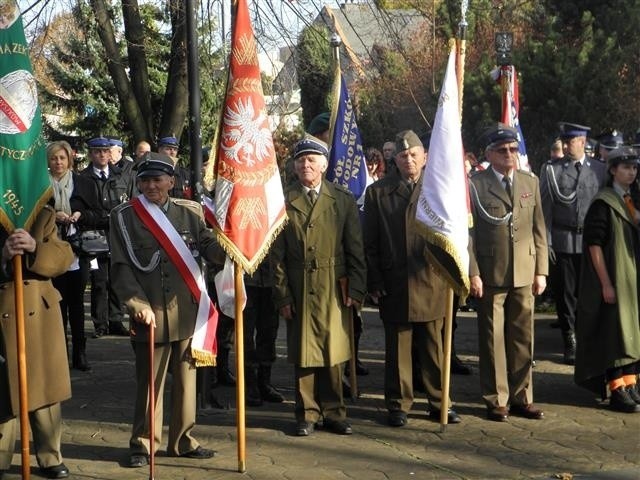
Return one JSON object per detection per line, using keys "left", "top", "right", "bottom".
{"left": 492, "top": 146, "right": 519, "bottom": 155}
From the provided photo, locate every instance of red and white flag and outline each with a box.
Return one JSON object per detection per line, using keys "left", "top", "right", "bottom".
{"left": 207, "top": 0, "right": 286, "bottom": 274}
{"left": 495, "top": 65, "right": 530, "bottom": 171}
{"left": 416, "top": 44, "right": 470, "bottom": 298}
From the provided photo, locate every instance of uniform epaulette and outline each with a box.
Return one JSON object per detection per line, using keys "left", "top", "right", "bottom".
{"left": 172, "top": 198, "right": 202, "bottom": 213}
{"left": 517, "top": 169, "right": 537, "bottom": 178}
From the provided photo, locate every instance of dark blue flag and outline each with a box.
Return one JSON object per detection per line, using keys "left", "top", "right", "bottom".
{"left": 327, "top": 75, "right": 368, "bottom": 202}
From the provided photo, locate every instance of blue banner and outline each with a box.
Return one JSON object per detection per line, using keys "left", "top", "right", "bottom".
{"left": 327, "top": 75, "right": 367, "bottom": 201}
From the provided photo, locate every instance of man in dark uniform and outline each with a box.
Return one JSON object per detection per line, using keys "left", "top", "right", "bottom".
{"left": 273, "top": 135, "right": 366, "bottom": 437}
{"left": 364, "top": 130, "right": 460, "bottom": 428}
{"left": 540, "top": 123, "right": 600, "bottom": 364}
{"left": 469, "top": 124, "right": 548, "bottom": 422}
{"left": 80, "top": 136, "right": 132, "bottom": 337}
{"left": 592, "top": 129, "right": 624, "bottom": 187}
{"left": 110, "top": 153, "right": 222, "bottom": 467}
{"left": 157, "top": 135, "right": 193, "bottom": 199}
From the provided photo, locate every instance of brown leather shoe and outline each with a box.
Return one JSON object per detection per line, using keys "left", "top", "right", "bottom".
{"left": 487, "top": 406, "right": 509, "bottom": 422}
{"left": 510, "top": 404, "right": 544, "bottom": 419}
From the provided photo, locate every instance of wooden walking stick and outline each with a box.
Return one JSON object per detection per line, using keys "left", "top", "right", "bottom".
{"left": 13, "top": 256, "right": 30, "bottom": 480}
{"left": 148, "top": 323, "right": 155, "bottom": 480}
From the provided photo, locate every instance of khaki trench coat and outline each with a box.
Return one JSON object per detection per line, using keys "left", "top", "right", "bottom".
{"left": 0, "top": 206, "right": 73, "bottom": 419}
{"left": 273, "top": 180, "right": 366, "bottom": 368}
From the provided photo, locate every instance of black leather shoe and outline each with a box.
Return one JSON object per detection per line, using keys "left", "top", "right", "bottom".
{"left": 179, "top": 446, "right": 217, "bottom": 459}
{"left": 609, "top": 388, "right": 640, "bottom": 413}
{"left": 355, "top": 360, "right": 369, "bottom": 376}
{"left": 296, "top": 421, "right": 315, "bottom": 436}
{"left": 127, "top": 454, "right": 149, "bottom": 468}
{"left": 323, "top": 418, "right": 353, "bottom": 435}
{"left": 451, "top": 355, "right": 472, "bottom": 375}
{"left": 428, "top": 408, "right": 462, "bottom": 424}
{"left": 260, "top": 383, "right": 285, "bottom": 403}
{"left": 217, "top": 367, "right": 236, "bottom": 386}
{"left": 388, "top": 410, "right": 408, "bottom": 427}
{"left": 510, "top": 404, "right": 544, "bottom": 419}
{"left": 109, "top": 322, "right": 130, "bottom": 336}
{"left": 93, "top": 326, "right": 107, "bottom": 338}
{"left": 627, "top": 385, "right": 640, "bottom": 404}
{"left": 487, "top": 406, "right": 509, "bottom": 422}
{"left": 39, "top": 463, "right": 69, "bottom": 478}
{"left": 246, "top": 386, "right": 263, "bottom": 407}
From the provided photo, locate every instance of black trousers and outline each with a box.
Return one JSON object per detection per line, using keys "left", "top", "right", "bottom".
{"left": 243, "top": 286, "right": 279, "bottom": 367}
{"left": 91, "top": 256, "right": 124, "bottom": 328}
{"left": 552, "top": 253, "right": 582, "bottom": 334}
{"left": 52, "top": 259, "right": 90, "bottom": 346}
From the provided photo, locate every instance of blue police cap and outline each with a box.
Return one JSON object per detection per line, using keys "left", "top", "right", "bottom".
{"left": 136, "top": 152, "right": 175, "bottom": 178}
{"left": 108, "top": 137, "right": 123, "bottom": 148}
{"left": 558, "top": 122, "right": 591, "bottom": 139}
{"left": 293, "top": 135, "right": 328, "bottom": 159}
{"left": 597, "top": 129, "right": 624, "bottom": 150}
{"left": 607, "top": 147, "right": 639, "bottom": 167}
{"left": 87, "top": 137, "right": 111, "bottom": 149}
{"left": 158, "top": 136, "right": 179, "bottom": 148}
{"left": 480, "top": 123, "right": 519, "bottom": 149}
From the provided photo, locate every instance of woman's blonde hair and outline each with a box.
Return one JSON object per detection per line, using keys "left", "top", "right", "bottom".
{"left": 46, "top": 140, "right": 74, "bottom": 170}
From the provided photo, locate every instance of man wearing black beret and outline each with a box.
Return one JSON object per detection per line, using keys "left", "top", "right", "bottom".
{"left": 469, "top": 123, "right": 548, "bottom": 422}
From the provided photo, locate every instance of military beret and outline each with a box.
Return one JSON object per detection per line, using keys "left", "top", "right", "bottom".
{"left": 395, "top": 130, "right": 422, "bottom": 153}
{"left": 87, "top": 137, "right": 111, "bottom": 149}
{"left": 307, "top": 112, "right": 331, "bottom": 135}
{"left": 158, "top": 136, "right": 179, "bottom": 148}
{"left": 607, "top": 147, "right": 639, "bottom": 167}
{"left": 108, "top": 137, "right": 123, "bottom": 148}
{"left": 597, "top": 129, "right": 624, "bottom": 150}
{"left": 480, "top": 123, "right": 519, "bottom": 149}
{"left": 136, "top": 152, "right": 175, "bottom": 178}
{"left": 557, "top": 122, "right": 590, "bottom": 139}
{"left": 293, "top": 135, "right": 328, "bottom": 159}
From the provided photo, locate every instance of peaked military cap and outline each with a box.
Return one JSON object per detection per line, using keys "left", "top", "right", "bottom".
{"left": 480, "top": 123, "right": 519, "bottom": 149}
{"left": 557, "top": 122, "right": 590, "bottom": 139}
{"left": 136, "top": 152, "right": 175, "bottom": 178}
{"left": 307, "top": 112, "right": 331, "bottom": 136}
{"left": 157, "top": 136, "right": 179, "bottom": 148}
{"left": 597, "top": 129, "right": 624, "bottom": 149}
{"left": 395, "top": 130, "right": 422, "bottom": 153}
{"left": 294, "top": 134, "right": 328, "bottom": 159}
{"left": 607, "top": 147, "right": 639, "bottom": 167}
{"left": 87, "top": 137, "right": 111, "bottom": 149}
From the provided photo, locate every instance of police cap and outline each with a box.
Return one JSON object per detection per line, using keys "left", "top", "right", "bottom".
{"left": 87, "top": 137, "right": 111, "bottom": 149}
{"left": 293, "top": 135, "right": 328, "bottom": 159}
{"left": 597, "top": 129, "right": 624, "bottom": 150}
{"left": 480, "top": 123, "right": 519, "bottom": 150}
{"left": 607, "top": 147, "right": 639, "bottom": 168}
{"left": 557, "top": 122, "right": 591, "bottom": 139}
{"left": 136, "top": 152, "right": 175, "bottom": 178}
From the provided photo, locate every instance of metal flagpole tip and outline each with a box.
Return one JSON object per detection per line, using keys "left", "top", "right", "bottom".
{"left": 330, "top": 33, "right": 342, "bottom": 47}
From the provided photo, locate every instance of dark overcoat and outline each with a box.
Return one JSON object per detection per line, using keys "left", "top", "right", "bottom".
{"left": 363, "top": 171, "right": 447, "bottom": 323}
{"left": 0, "top": 206, "right": 73, "bottom": 419}
{"left": 273, "top": 180, "right": 366, "bottom": 368}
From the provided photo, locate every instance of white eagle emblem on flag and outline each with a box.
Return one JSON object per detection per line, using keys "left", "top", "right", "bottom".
{"left": 220, "top": 97, "right": 273, "bottom": 166}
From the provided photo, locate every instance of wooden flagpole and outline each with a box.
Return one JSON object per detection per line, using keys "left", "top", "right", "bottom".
{"left": 13, "top": 256, "right": 30, "bottom": 479}
{"left": 234, "top": 261, "right": 246, "bottom": 473}
{"left": 440, "top": 0, "right": 469, "bottom": 434}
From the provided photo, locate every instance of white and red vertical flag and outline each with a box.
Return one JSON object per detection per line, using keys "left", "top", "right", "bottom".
{"left": 495, "top": 65, "right": 530, "bottom": 171}
{"left": 416, "top": 44, "right": 470, "bottom": 298}
{"left": 207, "top": 0, "right": 286, "bottom": 275}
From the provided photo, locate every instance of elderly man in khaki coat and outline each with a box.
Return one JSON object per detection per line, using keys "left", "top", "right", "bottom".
{"left": 364, "top": 130, "right": 458, "bottom": 428}
{"left": 469, "top": 124, "right": 548, "bottom": 422}
{"left": 273, "top": 135, "right": 366, "bottom": 437}
{"left": 0, "top": 205, "right": 73, "bottom": 479}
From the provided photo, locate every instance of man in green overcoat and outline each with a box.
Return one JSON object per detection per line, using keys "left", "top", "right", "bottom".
{"left": 273, "top": 135, "right": 366, "bottom": 437}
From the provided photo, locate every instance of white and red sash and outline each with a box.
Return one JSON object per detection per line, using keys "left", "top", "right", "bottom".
{"left": 131, "top": 196, "right": 218, "bottom": 366}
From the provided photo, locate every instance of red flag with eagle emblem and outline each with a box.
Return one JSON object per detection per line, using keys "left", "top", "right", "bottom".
{"left": 207, "top": 0, "right": 286, "bottom": 274}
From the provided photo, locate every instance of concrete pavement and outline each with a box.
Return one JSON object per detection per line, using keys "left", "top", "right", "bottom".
{"left": 3, "top": 308, "right": 639, "bottom": 479}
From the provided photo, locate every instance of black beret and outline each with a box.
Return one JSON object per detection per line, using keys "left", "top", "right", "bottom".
{"left": 307, "top": 112, "right": 331, "bottom": 135}
{"left": 136, "top": 152, "right": 175, "bottom": 178}
{"left": 480, "top": 123, "right": 519, "bottom": 149}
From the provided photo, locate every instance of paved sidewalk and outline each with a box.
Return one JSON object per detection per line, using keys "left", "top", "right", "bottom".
{"left": 3, "top": 308, "right": 639, "bottom": 479}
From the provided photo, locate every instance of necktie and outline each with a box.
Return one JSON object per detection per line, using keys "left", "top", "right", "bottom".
{"left": 624, "top": 194, "right": 638, "bottom": 224}
{"left": 575, "top": 162, "right": 582, "bottom": 174}
{"left": 308, "top": 189, "right": 317, "bottom": 205}
{"left": 100, "top": 171, "right": 107, "bottom": 181}
{"left": 502, "top": 177, "right": 512, "bottom": 200}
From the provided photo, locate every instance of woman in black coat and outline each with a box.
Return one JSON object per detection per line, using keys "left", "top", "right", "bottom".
{"left": 47, "top": 140, "right": 102, "bottom": 370}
